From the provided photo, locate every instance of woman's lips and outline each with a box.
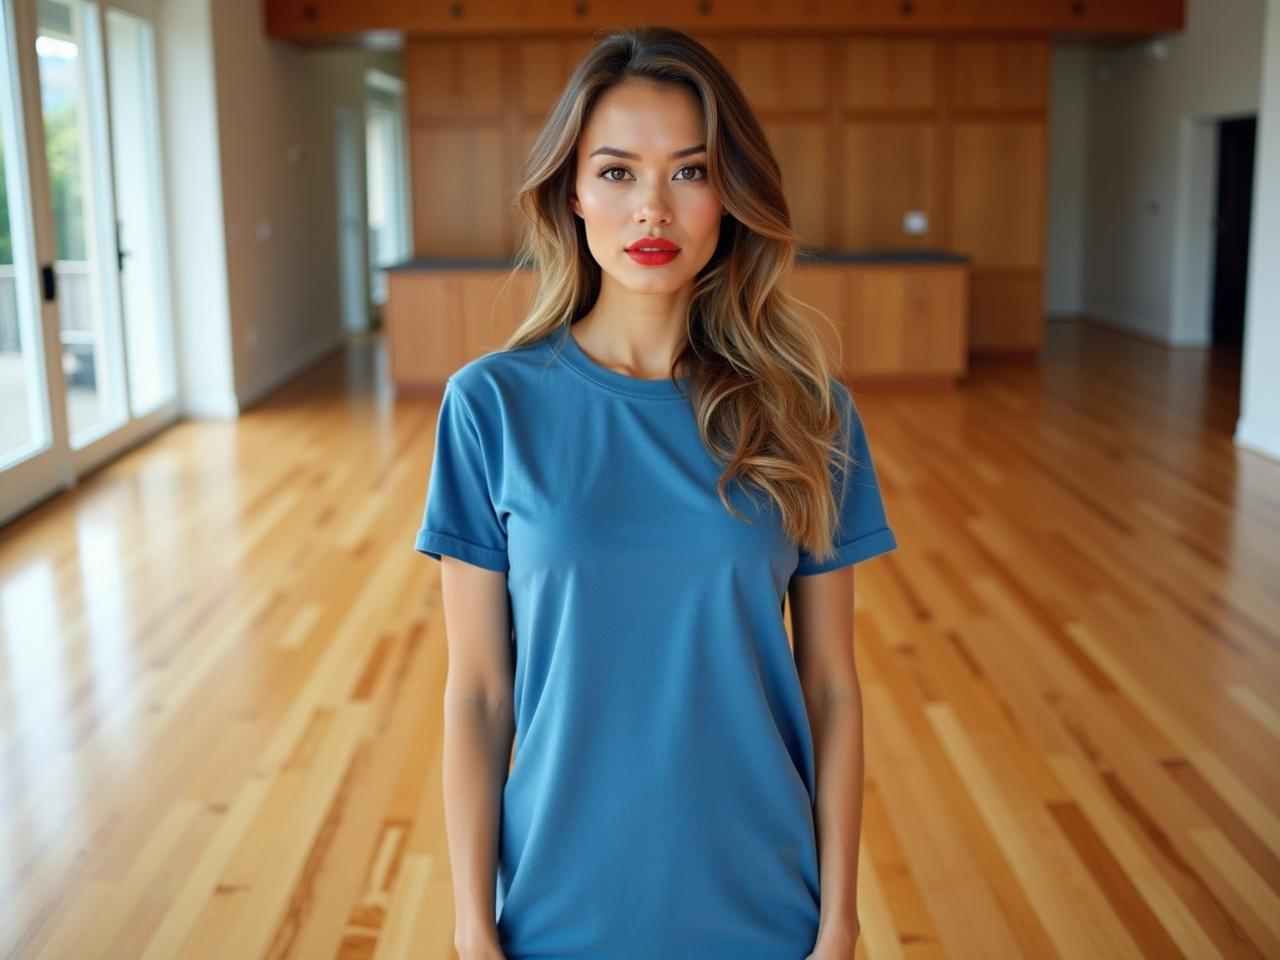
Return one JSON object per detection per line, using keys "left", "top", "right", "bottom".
{"left": 625, "top": 246, "right": 681, "bottom": 266}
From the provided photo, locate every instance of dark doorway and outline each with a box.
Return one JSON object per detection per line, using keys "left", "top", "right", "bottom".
{"left": 1210, "top": 117, "right": 1255, "bottom": 346}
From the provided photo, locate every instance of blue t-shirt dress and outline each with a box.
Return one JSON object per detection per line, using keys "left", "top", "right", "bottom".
{"left": 414, "top": 324, "right": 898, "bottom": 959}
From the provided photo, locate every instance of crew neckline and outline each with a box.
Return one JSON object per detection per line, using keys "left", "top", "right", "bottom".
{"left": 553, "top": 324, "right": 690, "bottom": 400}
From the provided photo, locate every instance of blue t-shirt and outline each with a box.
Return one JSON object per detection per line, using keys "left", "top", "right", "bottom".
{"left": 415, "top": 325, "right": 898, "bottom": 959}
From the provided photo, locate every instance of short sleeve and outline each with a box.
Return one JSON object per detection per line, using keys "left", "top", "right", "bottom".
{"left": 793, "top": 382, "right": 898, "bottom": 576}
{"left": 413, "top": 378, "right": 509, "bottom": 572}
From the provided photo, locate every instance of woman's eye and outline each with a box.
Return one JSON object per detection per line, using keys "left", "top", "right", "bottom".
{"left": 598, "top": 163, "right": 708, "bottom": 182}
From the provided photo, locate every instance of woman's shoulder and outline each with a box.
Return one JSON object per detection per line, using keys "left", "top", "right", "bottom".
{"left": 445, "top": 333, "right": 560, "bottom": 410}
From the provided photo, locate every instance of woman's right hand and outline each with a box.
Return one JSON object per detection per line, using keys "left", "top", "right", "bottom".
{"left": 455, "top": 937, "right": 507, "bottom": 960}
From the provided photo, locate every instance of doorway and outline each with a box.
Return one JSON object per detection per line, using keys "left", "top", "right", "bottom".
{"left": 0, "top": 0, "right": 178, "bottom": 528}
{"left": 1210, "top": 116, "right": 1255, "bottom": 347}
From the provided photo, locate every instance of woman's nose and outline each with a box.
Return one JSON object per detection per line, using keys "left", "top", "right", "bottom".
{"left": 633, "top": 179, "right": 673, "bottom": 223}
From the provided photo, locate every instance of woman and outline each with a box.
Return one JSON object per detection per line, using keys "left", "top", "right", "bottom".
{"left": 416, "top": 25, "right": 898, "bottom": 960}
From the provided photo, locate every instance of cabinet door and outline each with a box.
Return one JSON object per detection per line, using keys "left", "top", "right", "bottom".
{"left": 788, "top": 266, "right": 848, "bottom": 376}
{"left": 949, "top": 38, "right": 1048, "bottom": 111}
{"left": 762, "top": 120, "right": 832, "bottom": 248}
{"left": 846, "top": 267, "right": 967, "bottom": 375}
{"left": 936, "top": 0, "right": 1060, "bottom": 30}
{"left": 841, "top": 121, "right": 939, "bottom": 249}
{"left": 385, "top": 272, "right": 462, "bottom": 385}
{"left": 968, "top": 274, "right": 1042, "bottom": 351}
{"left": 410, "top": 125, "right": 509, "bottom": 256}
{"left": 265, "top": 0, "right": 400, "bottom": 34}
{"left": 461, "top": 271, "right": 535, "bottom": 356}
{"left": 735, "top": 38, "right": 829, "bottom": 113}
{"left": 948, "top": 121, "right": 1044, "bottom": 269}
{"left": 407, "top": 38, "right": 504, "bottom": 120}
{"left": 820, "top": 0, "right": 946, "bottom": 29}
{"left": 1057, "top": 0, "right": 1184, "bottom": 33}
{"left": 843, "top": 38, "right": 937, "bottom": 111}
{"left": 515, "top": 38, "right": 590, "bottom": 119}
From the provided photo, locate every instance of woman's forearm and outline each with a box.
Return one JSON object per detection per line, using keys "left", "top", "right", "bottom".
{"left": 443, "top": 693, "right": 515, "bottom": 954}
{"left": 810, "top": 679, "right": 865, "bottom": 946}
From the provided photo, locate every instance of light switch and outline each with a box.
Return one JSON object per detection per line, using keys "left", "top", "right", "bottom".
{"left": 904, "top": 211, "right": 928, "bottom": 235}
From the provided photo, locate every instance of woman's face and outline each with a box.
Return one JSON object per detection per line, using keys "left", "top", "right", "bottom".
{"left": 570, "top": 79, "right": 725, "bottom": 295}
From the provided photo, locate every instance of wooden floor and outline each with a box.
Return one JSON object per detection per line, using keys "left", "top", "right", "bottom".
{"left": 0, "top": 318, "right": 1277, "bottom": 959}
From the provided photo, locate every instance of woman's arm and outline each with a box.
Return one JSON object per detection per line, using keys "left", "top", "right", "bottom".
{"left": 440, "top": 556, "right": 515, "bottom": 959}
{"left": 788, "top": 565, "right": 863, "bottom": 954}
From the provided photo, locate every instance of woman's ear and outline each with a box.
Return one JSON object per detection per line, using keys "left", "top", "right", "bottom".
{"left": 570, "top": 194, "right": 581, "bottom": 218}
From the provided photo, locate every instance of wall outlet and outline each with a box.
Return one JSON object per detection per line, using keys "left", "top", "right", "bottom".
{"left": 904, "top": 210, "right": 928, "bottom": 235}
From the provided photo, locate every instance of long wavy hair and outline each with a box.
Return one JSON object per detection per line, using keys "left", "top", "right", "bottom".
{"left": 499, "top": 24, "right": 857, "bottom": 565}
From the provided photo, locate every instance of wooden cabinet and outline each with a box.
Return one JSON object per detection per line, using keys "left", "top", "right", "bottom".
{"left": 843, "top": 38, "right": 938, "bottom": 111}
{"left": 266, "top": 0, "right": 1183, "bottom": 39}
{"left": 384, "top": 266, "right": 535, "bottom": 386}
{"left": 789, "top": 260, "right": 969, "bottom": 380}
{"left": 761, "top": 120, "right": 831, "bottom": 248}
{"left": 409, "top": 125, "right": 507, "bottom": 256}
{"left": 386, "top": 256, "right": 968, "bottom": 391}
{"left": 948, "top": 120, "right": 1046, "bottom": 268}
{"left": 406, "top": 38, "right": 503, "bottom": 119}
{"left": 950, "top": 38, "right": 1049, "bottom": 110}
{"left": 840, "top": 121, "right": 940, "bottom": 249}
{"left": 734, "top": 38, "right": 829, "bottom": 112}
{"left": 969, "top": 274, "right": 1043, "bottom": 351}
{"left": 845, "top": 266, "right": 968, "bottom": 375}
{"left": 514, "top": 38, "right": 593, "bottom": 117}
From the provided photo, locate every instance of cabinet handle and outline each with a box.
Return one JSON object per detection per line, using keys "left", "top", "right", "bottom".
{"left": 697, "top": 0, "right": 712, "bottom": 14}
{"left": 303, "top": 2, "right": 316, "bottom": 20}
{"left": 1071, "top": 1, "right": 1086, "bottom": 15}
{"left": 449, "top": 2, "right": 464, "bottom": 17}
{"left": 900, "top": 0, "right": 914, "bottom": 15}
{"left": 573, "top": 1, "right": 588, "bottom": 15}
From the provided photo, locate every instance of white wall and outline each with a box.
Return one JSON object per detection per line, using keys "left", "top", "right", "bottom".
{"left": 1081, "top": 0, "right": 1266, "bottom": 344}
{"left": 1046, "top": 43, "right": 1091, "bottom": 315}
{"left": 158, "top": 0, "right": 401, "bottom": 418}
{"left": 1238, "top": 0, "right": 1280, "bottom": 462}
{"left": 210, "top": 0, "right": 402, "bottom": 410}
{"left": 156, "top": 0, "right": 236, "bottom": 418}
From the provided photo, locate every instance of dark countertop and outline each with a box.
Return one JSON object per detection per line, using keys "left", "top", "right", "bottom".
{"left": 385, "top": 247, "right": 969, "bottom": 272}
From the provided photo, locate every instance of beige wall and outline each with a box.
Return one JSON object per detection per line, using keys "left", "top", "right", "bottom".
{"left": 1239, "top": 0, "right": 1280, "bottom": 461}
{"left": 1045, "top": 43, "right": 1090, "bottom": 316}
{"left": 211, "top": 0, "right": 402, "bottom": 408}
{"left": 1081, "top": 0, "right": 1266, "bottom": 344}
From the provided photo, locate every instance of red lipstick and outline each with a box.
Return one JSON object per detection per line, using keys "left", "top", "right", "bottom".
{"left": 625, "top": 236, "right": 681, "bottom": 266}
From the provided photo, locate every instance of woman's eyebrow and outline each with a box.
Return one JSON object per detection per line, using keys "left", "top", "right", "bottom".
{"left": 588, "top": 144, "right": 707, "bottom": 160}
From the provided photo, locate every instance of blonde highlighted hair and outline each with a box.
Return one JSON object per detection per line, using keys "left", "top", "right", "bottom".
{"left": 498, "top": 24, "right": 857, "bottom": 565}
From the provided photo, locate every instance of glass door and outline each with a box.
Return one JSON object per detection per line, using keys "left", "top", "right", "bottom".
{"left": 0, "top": 0, "right": 177, "bottom": 528}
{"left": 0, "top": 0, "right": 66, "bottom": 525}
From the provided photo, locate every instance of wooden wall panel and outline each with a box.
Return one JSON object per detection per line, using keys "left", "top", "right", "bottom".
{"left": 843, "top": 38, "right": 937, "bottom": 110}
{"left": 950, "top": 38, "right": 1048, "bottom": 110}
{"left": 269, "top": 2, "right": 1184, "bottom": 38}
{"left": 847, "top": 266, "right": 968, "bottom": 374}
{"left": 515, "top": 38, "right": 592, "bottom": 117}
{"left": 410, "top": 125, "right": 508, "bottom": 255}
{"left": 407, "top": 39, "right": 503, "bottom": 119}
{"left": 948, "top": 121, "right": 1044, "bottom": 268}
{"left": 384, "top": 271, "right": 460, "bottom": 383}
{"left": 969, "top": 274, "right": 1043, "bottom": 351}
{"left": 735, "top": 38, "right": 829, "bottom": 112}
{"left": 460, "top": 271, "right": 534, "bottom": 355}
{"left": 786, "top": 266, "right": 848, "bottom": 371}
{"left": 403, "top": 32, "right": 1051, "bottom": 353}
{"left": 840, "top": 121, "right": 939, "bottom": 249}
{"left": 761, "top": 120, "right": 831, "bottom": 248}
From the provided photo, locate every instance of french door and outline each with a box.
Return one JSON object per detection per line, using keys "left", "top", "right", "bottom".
{"left": 0, "top": 0, "right": 176, "bottom": 529}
